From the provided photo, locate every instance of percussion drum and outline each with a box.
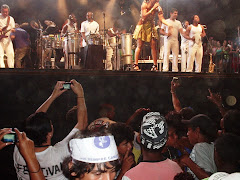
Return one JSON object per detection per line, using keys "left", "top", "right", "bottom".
{"left": 86, "top": 34, "right": 102, "bottom": 45}
{"left": 67, "top": 33, "right": 81, "bottom": 53}
{"left": 53, "top": 34, "right": 63, "bottom": 49}
{"left": 121, "top": 33, "right": 133, "bottom": 65}
{"left": 65, "top": 33, "right": 81, "bottom": 69}
{"left": 42, "top": 35, "right": 54, "bottom": 49}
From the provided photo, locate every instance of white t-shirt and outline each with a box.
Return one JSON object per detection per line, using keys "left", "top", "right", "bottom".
{"left": 0, "top": 14, "right": 15, "bottom": 44}
{"left": 13, "top": 128, "right": 79, "bottom": 180}
{"left": 81, "top": 20, "right": 99, "bottom": 47}
{"left": 161, "top": 19, "right": 182, "bottom": 41}
{"left": 187, "top": 142, "right": 217, "bottom": 180}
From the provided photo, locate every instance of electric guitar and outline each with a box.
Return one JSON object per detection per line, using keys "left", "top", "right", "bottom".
{"left": 0, "top": 22, "right": 29, "bottom": 41}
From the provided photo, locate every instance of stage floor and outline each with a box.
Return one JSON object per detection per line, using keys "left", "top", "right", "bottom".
{"left": 0, "top": 68, "right": 240, "bottom": 78}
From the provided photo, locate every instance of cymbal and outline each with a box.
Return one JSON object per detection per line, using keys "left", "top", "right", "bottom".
{"left": 44, "top": 20, "right": 56, "bottom": 27}
{"left": 30, "top": 21, "right": 39, "bottom": 30}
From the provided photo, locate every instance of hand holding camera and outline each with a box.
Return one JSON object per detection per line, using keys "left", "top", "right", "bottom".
{"left": 0, "top": 128, "right": 14, "bottom": 150}
{"left": 70, "top": 79, "right": 84, "bottom": 97}
{"left": 51, "top": 81, "right": 73, "bottom": 99}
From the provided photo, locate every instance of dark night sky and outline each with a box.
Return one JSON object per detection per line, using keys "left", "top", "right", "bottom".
{"left": 1, "top": 0, "right": 240, "bottom": 40}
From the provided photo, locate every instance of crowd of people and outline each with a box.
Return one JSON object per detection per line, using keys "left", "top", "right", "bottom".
{"left": 202, "top": 37, "right": 240, "bottom": 73}
{"left": 1, "top": 78, "right": 240, "bottom": 180}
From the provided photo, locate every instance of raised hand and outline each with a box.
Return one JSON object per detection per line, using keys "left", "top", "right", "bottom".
{"left": 51, "top": 81, "right": 67, "bottom": 99}
{"left": 70, "top": 79, "right": 84, "bottom": 97}
{"left": 207, "top": 89, "right": 223, "bottom": 106}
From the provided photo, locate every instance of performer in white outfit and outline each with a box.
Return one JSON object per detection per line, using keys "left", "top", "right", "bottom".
{"left": 81, "top": 12, "right": 99, "bottom": 47}
{"left": 186, "top": 15, "right": 206, "bottom": 73}
{"left": 180, "top": 20, "right": 189, "bottom": 72}
{"left": 61, "top": 14, "right": 79, "bottom": 69}
{"left": 161, "top": 8, "right": 184, "bottom": 72}
{"left": 105, "top": 22, "right": 122, "bottom": 70}
{"left": 0, "top": 4, "right": 15, "bottom": 68}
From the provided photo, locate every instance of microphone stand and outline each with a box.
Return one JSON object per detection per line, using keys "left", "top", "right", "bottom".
{"left": 103, "top": 12, "right": 106, "bottom": 69}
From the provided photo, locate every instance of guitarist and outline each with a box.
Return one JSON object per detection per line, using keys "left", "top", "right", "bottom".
{"left": 0, "top": 4, "right": 15, "bottom": 68}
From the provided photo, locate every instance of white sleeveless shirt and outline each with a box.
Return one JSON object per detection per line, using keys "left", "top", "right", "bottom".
{"left": 189, "top": 24, "right": 202, "bottom": 46}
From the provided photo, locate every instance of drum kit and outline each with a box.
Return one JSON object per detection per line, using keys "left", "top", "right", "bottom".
{"left": 31, "top": 19, "right": 135, "bottom": 70}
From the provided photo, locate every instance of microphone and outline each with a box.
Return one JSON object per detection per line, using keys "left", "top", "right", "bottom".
{"left": 102, "top": 12, "right": 105, "bottom": 17}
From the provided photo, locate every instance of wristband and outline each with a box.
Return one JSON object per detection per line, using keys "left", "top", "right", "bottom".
{"left": 29, "top": 164, "right": 41, "bottom": 174}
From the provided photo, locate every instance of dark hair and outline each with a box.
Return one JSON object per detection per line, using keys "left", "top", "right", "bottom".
{"left": 62, "top": 157, "right": 120, "bottom": 180}
{"left": 191, "top": 15, "right": 199, "bottom": 23}
{"left": 179, "top": 107, "right": 196, "bottom": 120}
{"left": 215, "top": 133, "right": 240, "bottom": 171}
{"left": 170, "top": 8, "right": 178, "bottom": 13}
{"left": 108, "top": 123, "right": 134, "bottom": 146}
{"left": 24, "top": 112, "right": 52, "bottom": 146}
{"left": 165, "top": 111, "right": 187, "bottom": 138}
{"left": 188, "top": 114, "right": 217, "bottom": 142}
{"left": 223, "top": 110, "right": 240, "bottom": 136}
{"left": 174, "top": 172, "right": 194, "bottom": 180}
{"left": 62, "top": 129, "right": 121, "bottom": 179}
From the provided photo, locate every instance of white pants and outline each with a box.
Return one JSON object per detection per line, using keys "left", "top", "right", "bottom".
{"left": 0, "top": 41, "right": 14, "bottom": 68}
{"left": 181, "top": 43, "right": 189, "bottom": 72}
{"left": 159, "top": 36, "right": 164, "bottom": 59}
{"left": 162, "top": 39, "right": 179, "bottom": 72}
{"left": 105, "top": 45, "right": 120, "bottom": 70}
{"left": 186, "top": 44, "right": 203, "bottom": 72}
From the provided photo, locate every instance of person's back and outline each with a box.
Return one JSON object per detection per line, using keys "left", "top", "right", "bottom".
{"left": 13, "top": 80, "right": 87, "bottom": 180}
{"left": 122, "top": 112, "right": 182, "bottom": 180}
{"left": 124, "top": 158, "right": 182, "bottom": 180}
{"left": 12, "top": 27, "right": 30, "bottom": 49}
{"left": 13, "top": 112, "right": 78, "bottom": 180}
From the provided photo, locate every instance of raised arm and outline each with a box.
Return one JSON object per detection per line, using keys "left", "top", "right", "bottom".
{"left": 36, "top": 81, "right": 67, "bottom": 113}
{"left": 141, "top": 2, "right": 159, "bottom": 21}
{"left": 171, "top": 79, "right": 182, "bottom": 112}
{"left": 207, "top": 89, "right": 226, "bottom": 117}
{"left": 126, "top": 108, "right": 150, "bottom": 125}
{"left": 15, "top": 128, "right": 45, "bottom": 180}
{"left": 70, "top": 79, "right": 88, "bottom": 130}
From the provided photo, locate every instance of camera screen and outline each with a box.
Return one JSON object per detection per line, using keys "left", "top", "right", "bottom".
{"left": 63, "top": 83, "right": 71, "bottom": 90}
{"left": 3, "top": 133, "right": 16, "bottom": 143}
